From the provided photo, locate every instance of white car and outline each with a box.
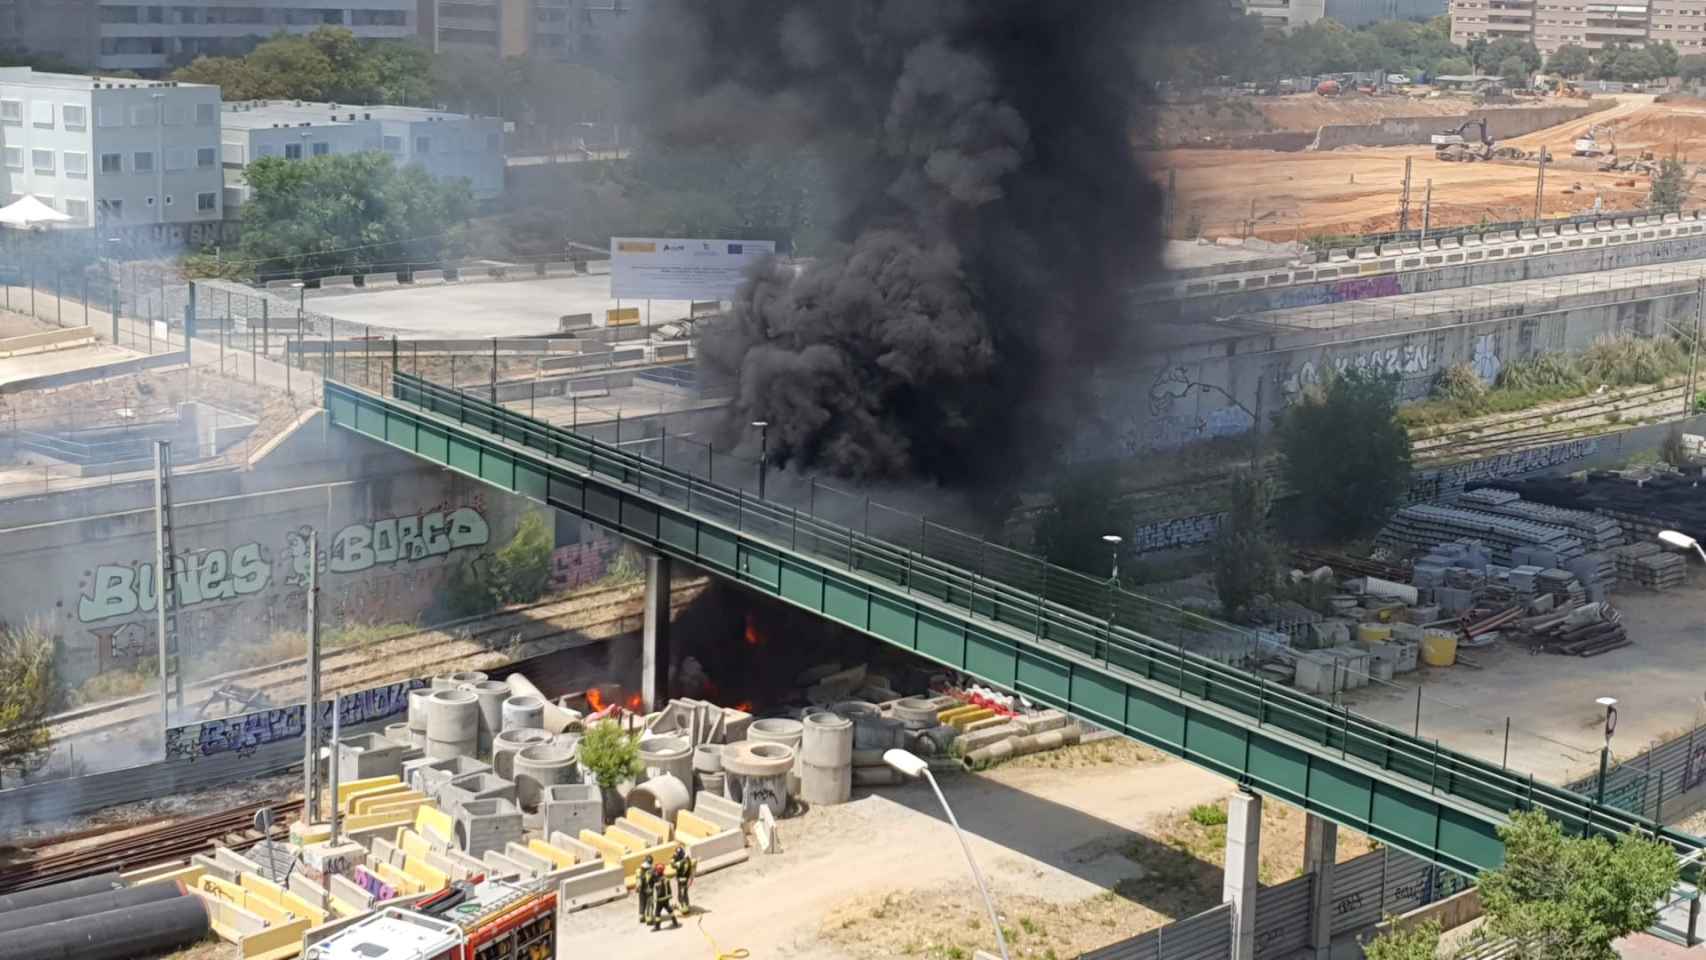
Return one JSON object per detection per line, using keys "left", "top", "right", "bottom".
{"left": 1387, "top": 74, "right": 1411, "bottom": 86}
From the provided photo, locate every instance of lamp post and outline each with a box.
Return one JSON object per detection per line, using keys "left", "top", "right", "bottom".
{"left": 1659, "top": 530, "right": 1706, "bottom": 565}
{"left": 884, "top": 749, "right": 1010, "bottom": 960}
{"left": 752, "top": 420, "right": 770, "bottom": 499}
{"left": 1595, "top": 696, "right": 1618, "bottom": 804}
{"left": 151, "top": 93, "right": 164, "bottom": 225}
{"left": 1102, "top": 533, "right": 1123, "bottom": 584}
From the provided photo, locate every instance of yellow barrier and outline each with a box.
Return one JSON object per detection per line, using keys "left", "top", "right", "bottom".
{"left": 336, "top": 775, "right": 401, "bottom": 808}
{"left": 617, "top": 842, "right": 683, "bottom": 888}
{"left": 399, "top": 828, "right": 434, "bottom": 862}
{"left": 603, "top": 828, "right": 650, "bottom": 854}
{"left": 578, "top": 829, "right": 627, "bottom": 866}
{"left": 402, "top": 856, "right": 448, "bottom": 893}
{"left": 342, "top": 782, "right": 411, "bottom": 815}
{"left": 947, "top": 708, "right": 995, "bottom": 731}
{"left": 606, "top": 306, "right": 641, "bottom": 326}
{"left": 340, "top": 810, "right": 413, "bottom": 833}
{"left": 527, "top": 839, "right": 578, "bottom": 869}
{"left": 131, "top": 864, "right": 206, "bottom": 888}
{"left": 328, "top": 897, "right": 367, "bottom": 919}
{"left": 415, "top": 805, "right": 455, "bottom": 846}
{"left": 624, "top": 808, "right": 672, "bottom": 842}
{"left": 674, "top": 810, "right": 720, "bottom": 841}
{"left": 374, "top": 861, "right": 423, "bottom": 896}
{"left": 241, "top": 916, "right": 310, "bottom": 960}
{"left": 349, "top": 789, "right": 422, "bottom": 817}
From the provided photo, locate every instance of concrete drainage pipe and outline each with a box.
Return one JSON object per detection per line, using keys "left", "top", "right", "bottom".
{"left": 721, "top": 741, "right": 794, "bottom": 820}
{"left": 407, "top": 688, "right": 432, "bottom": 733}
{"left": 505, "top": 673, "right": 577, "bottom": 733}
{"left": 512, "top": 743, "right": 578, "bottom": 811}
{"left": 448, "top": 670, "right": 488, "bottom": 685}
{"left": 501, "top": 695, "right": 546, "bottom": 732}
{"left": 748, "top": 718, "right": 805, "bottom": 797}
{"left": 463, "top": 679, "right": 510, "bottom": 758}
{"left": 383, "top": 722, "right": 412, "bottom": 747}
{"left": 639, "top": 736, "right": 694, "bottom": 786}
{"left": 425, "top": 689, "right": 480, "bottom": 760}
{"left": 890, "top": 698, "right": 940, "bottom": 729}
{"left": 628, "top": 773, "right": 692, "bottom": 822}
{"left": 492, "top": 727, "right": 553, "bottom": 780}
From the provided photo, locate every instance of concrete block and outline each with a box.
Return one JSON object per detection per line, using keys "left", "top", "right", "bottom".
{"left": 547, "top": 832, "right": 601, "bottom": 865}
{"left": 755, "top": 805, "right": 780, "bottom": 854}
{"left": 337, "top": 733, "right": 408, "bottom": 780}
{"left": 191, "top": 853, "right": 235, "bottom": 883}
{"left": 543, "top": 783, "right": 603, "bottom": 837}
{"left": 439, "top": 848, "right": 487, "bottom": 880}
{"left": 287, "top": 873, "right": 329, "bottom": 910}
{"left": 557, "top": 865, "right": 626, "bottom": 912}
{"left": 504, "top": 842, "right": 554, "bottom": 876}
{"left": 684, "top": 827, "right": 745, "bottom": 862}
{"left": 328, "top": 874, "right": 374, "bottom": 910}
{"left": 956, "top": 723, "right": 1022, "bottom": 754}
{"left": 404, "top": 755, "right": 491, "bottom": 796}
{"left": 694, "top": 789, "right": 745, "bottom": 829}
{"left": 213, "top": 846, "right": 263, "bottom": 877}
{"left": 482, "top": 850, "right": 531, "bottom": 880}
{"left": 438, "top": 772, "right": 517, "bottom": 814}
{"left": 624, "top": 807, "right": 672, "bottom": 843}
{"left": 675, "top": 810, "right": 722, "bottom": 841}
{"left": 526, "top": 839, "right": 578, "bottom": 870}
{"left": 454, "top": 797, "right": 524, "bottom": 858}
{"left": 1016, "top": 710, "right": 1071, "bottom": 735}
{"left": 369, "top": 836, "right": 404, "bottom": 868}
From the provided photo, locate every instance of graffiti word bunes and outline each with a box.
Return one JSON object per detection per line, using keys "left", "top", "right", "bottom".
{"left": 324, "top": 507, "right": 489, "bottom": 575}
{"left": 78, "top": 543, "right": 269, "bottom": 623}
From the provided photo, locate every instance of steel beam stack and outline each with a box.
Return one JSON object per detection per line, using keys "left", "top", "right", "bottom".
{"left": 1378, "top": 503, "right": 1584, "bottom": 566}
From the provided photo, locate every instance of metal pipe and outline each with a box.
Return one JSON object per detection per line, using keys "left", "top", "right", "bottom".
{"left": 0, "top": 874, "right": 123, "bottom": 915}
{"left": 0, "top": 895, "right": 209, "bottom": 960}
{"left": 0, "top": 882, "right": 182, "bottom": 934}
{"left": 329, "top": 701, "right": 341, "bottom": 843}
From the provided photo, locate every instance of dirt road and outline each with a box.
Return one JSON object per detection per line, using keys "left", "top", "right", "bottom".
{"left": 561, "top": 755, "right": 1233, "bottom": 959}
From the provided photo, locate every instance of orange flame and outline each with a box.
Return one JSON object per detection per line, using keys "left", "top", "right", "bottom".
{"left": 734, "top": 700, "right": 753, "bottom": 714}
{"left": 744, "top": 612, "right": 763, "bottom": 647}
{"left": 626, "top": 692, "right": 643, "bottom": 711}
{"left": 585, "top": 687, "right": 607, "bottom": 712}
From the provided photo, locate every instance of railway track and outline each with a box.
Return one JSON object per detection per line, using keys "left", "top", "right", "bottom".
{"left": 0, "top": 800, "right": 293, "bottom": 895}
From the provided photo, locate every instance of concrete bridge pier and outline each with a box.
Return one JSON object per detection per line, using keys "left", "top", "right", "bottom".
{"left": 1305, "top": 813, "right": 1338, "bottom": 960}
{"left": 641, "top": 551, "right": 671, "bottom": 710}
{"left": 1224, "top": 789, "right": 1262, "bottom": 960}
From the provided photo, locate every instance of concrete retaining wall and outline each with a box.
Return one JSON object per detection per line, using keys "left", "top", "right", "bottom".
{"left": 1309, "top": 102, "right": 1610, "bottom": 150}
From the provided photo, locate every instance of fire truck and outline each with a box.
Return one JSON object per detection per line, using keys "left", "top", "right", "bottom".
{"left": 305, "top": 878, "right": 556, "bottom": 960}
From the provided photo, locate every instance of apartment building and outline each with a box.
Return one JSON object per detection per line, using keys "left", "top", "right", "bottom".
{"left": 1236, "top": 0, "right": 1330, "bottom": 30}
{"left": 0, "top": 68, "right": 223, "bottom": 228}
{"left": 219, "top": 100, "right": 503, "bottom": 206}
{"left": 1451, "top": 0, "right": 1706, "bottom": 54}
{"left": 422, "top": 0, "right": 641, "bottom": 62}
{"left": 0, "top": 1, "right": 102, "bottom": 67}
{"left": 1325, "top": 0, "right": 1449, "bottom": 25}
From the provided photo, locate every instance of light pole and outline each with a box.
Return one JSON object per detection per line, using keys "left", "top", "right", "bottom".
{"left": 151, "top": 93, "right": 164, "bottom": 225}
{"left": 1102, "top": 533, "right": 1123, "bottom": 583}
{"left": 1659, "top": 530, "right": 1706, "bottom": 565}
{"left": 1595, "top": 696, "right": 1618, "bottom": 804}
{"left": 884, "top": 749, "right": 1010, "bottom": 960}
{"left": 752, "top": 420, "right": 769, "bottom": 499}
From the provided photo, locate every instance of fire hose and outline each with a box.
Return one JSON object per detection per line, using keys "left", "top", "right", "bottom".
{"left": 696, "top": 914, "right": 751, "bottom": 959}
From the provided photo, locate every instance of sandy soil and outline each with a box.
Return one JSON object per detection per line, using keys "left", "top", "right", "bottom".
{"left": 1155, "top": 95, "right": 1706, "bottom": 241}
{"left": 563, "top": 749, "right": 1234, "bottom": 960}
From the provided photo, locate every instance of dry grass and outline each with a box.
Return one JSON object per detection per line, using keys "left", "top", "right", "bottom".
{"left": 822, "top": 886, "right": 1177, "bottom": 960}
{"left": 993, "top": 736, "right": 1167, "bottom": 771}
{"left": 1150, "top": 796, "right": 1378, "bottom": 887}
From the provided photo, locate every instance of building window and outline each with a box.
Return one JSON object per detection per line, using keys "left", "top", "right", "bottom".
{"left": 31, "top": 149, "right": 54, "bottom": 174}
{"left": 1, "top": 146, "right": 19, "bottom": 170}
{"left": 382, "top": 135, "right": 402, "bottom": 153}
{"left": 284, "top": 142, "right": 303, "bottom": 160}
{"left": 63, "top": 104, "right": 87, "bottom": 130}
{"left": 64, "top": 198, "right": 88, "bottom": 220}
{"left": 100, "top": 152, "right": 123, "bottom": 173}
{"left": 197, "top": 146, "right": 217, "bottom": 168}
{"left": 311, "top": 141, "right": 330, "bottom": 156}
{"left": 0, "top": 100, "right": 20, "bottom": 125}
{"left": 197, "top": 191, "right": 216, "bottom": 212}
{"left": 30, "top": 101, "right": 53, "bottom": 128}
{"left": 415, "top": 136, "right": 431, "bottom": 155}
{"left": 133, "top": 151, "right": 154, "bottom": 173}
{"left": 196, "top": 102, "right": 215, "bottom": 126}
{"left": 64, "top": 152, "right": 88, "bottom": 177}
{"left": 164, "top": 194, "right": 173, "bottom": 206}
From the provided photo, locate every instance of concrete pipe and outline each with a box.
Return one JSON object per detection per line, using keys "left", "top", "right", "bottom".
{"left": 692, "top": 742, "right": 723, "bottom": 774}
{"left": 464, "top": 680, "right": 510, "bottom": 758}
{"left": 383, "top": 722, "right": 412, "bottom": 747}
{"left": 407, "top": 688, "right": 432, "bottom": 733}
{"left": 748, "top": 717, "right": 805, "bottom": 796}
{"left": 409, "top": 729, "right": 427, "bottom": 749}
{"left": 491, "top": 727, "right": 553, "bottom": 780}
{"left": 426, "top": 688, "right": 480, "bottom": 760}
{"left": 449, "top": 670, "right": 488, "bottom": 686}
{"left": 0, "top": 874, "right": 122, "bottom": 915}
{"left": 638, "top": 735, "right": 694, "bottom": 786}
{"left": 831, "top": 700, "right": 880, "bottom": 721}
{"left": 962, "top": 725, "right": 1082, "bottom": 769}
{"left": 0, "top": 894, "right": 210, "bottom": 960}
{"left": 891, "top": 697, "right": 940, "bottom": 729}
{"left": 852, "top": 765, "right": 902, "bottom": 787}
{"left": 800, "top": 711, "right": 854, "bottom": 768}
{"left": 512, "top": 743, "right": 578, "bottom": 811}
{"left": 698, "top": 771, "right": 725, "bottom": 797}
{"left": 501, "top": 695, "right": 546, "bottom": 732}
{"left": 430, "top": 675, "right": 456, "bottom": 690}
{"left": 0, "top": 881, "right": 184, "bottom": 935}
{"left": 505, "top": 673, "right": 576, "bottom": 734}
{"left": 627, "top": 773, "right": 692, "bottom": 823}
{"left": 721, "top": 741, "right": 793, "bottom": 820}
{"left": 800, "top": 760, "right": 853, "bottom": 806}
{"left": 720, "top": 741, "right": 794, "bottom": 778}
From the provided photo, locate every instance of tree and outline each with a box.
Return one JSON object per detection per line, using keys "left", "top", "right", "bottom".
{"left": 1477, "top": 809, "right": 1678, "bottom": 960}
{"left": 1499, "top": 55, "right": 1530, "bottom": 87}
{"left": 1361, "top": 919, "right": 1441, "bottom": 960}
{"left": 1211, "top": 469, "right": 1277, "bottom": 621}
{"left": 1546, "top": 44, "right": 1593, "bottom": 79}
{"left": 578, "top": 720, "right": 644, "bottom": 789}
{"left": 1467, "top": 35, "right": 1490, "bottom": 73}
{"left": 1434, "top": 56, "right": 1472, "bottom": 78}
{"left": 1487, "top": 36, "right": 1542, "bottom": 74}
{"left": 1033, "top": 467, "right": 1136, "bottom": 584}
{"left": 1650, "top": 40, "right": 1681, "bottom": 80}
{"left": 0, "top": 623, "right": 59, "bottom": 784}
{"left": 238, "top": 153, "right": 472, "bottom": 278}
{"left": 1648, "top": 157, "right": 1695, "bottom": 213}
{"left": 1276, "top": 369, "right": 1412, "bottom": 541}
{"left": 489, "top": 513, "right": 554, "bottom": 606}
{"left": 1681, "top": 53, "right": 1706, "bottom": 84}
{"left": 172, "top": 55, "right": 275, "bottom": 100}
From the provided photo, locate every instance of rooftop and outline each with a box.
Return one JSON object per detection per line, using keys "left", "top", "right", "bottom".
{"left": 220, "top": 100, "right": 484, "bottom": 131}
{"left": 0, "top": 67, "right": 213, "bottom": 92}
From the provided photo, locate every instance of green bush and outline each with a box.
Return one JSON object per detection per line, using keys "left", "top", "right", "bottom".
{"left": 1577, "top": 335, "right": 1687, "bottom": 386}
{"left": 489, "top": 513, "right": 553, "bottom": 605}
{"left": 578, "top": 719, "right": 644, "bottom": 789}
{"left": 1189, "top": 803, "right": 1228, "bottom": 827}
{"left": 1495, "top": 353, "right": 1584, "bottom": 392}
{"left": 1430, "top": 362, "right": 1489, "bottom": 407}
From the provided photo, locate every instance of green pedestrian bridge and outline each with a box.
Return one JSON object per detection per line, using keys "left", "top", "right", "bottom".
{"left": 327, "top": 372, "right": 1706, "bottom": 892}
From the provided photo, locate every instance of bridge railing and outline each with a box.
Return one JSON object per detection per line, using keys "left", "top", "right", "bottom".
{"left": 378, "top": 371, "right": 1706, "bottom": 874}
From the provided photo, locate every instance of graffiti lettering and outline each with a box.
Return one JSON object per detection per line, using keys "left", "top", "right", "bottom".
{"left": 163, "top": 679, "right": 428, "bottom": 760}
{"left": 1331, "top": 274, "right": 1402, "bottom": 302}
{"left": 354, "top": 866, "right": 396, "bottom": 902}
{"left": 1131, "top": 512, "right": 1226, "bottom": 554}
{"left": 78, "top": 542, "right": 270, "bottom": 623}
{"left": 320, "top": 507, "right": 489, "bottom": 576}
{"left": 551, "top": 537, "right": 615, "bottom": 590}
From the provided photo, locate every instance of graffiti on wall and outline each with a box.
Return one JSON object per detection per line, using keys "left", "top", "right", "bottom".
{"left": 1131, "top": 512, "right": 1226, "bottom": 554}
{"left": 1407, "top": 437, "right": 1598, "bottom": 502}
{"left": 1470, "top": 333, "right": 1502, "bottom": 383}
{"left": 551, "top": 533, "right": 618, "bottom": 590}
{"left": 1280, "top": 339, "right": 1438, "bottom": 407}
{"left": 1144, "top": 366, "right": 1257, "bottom": 450}
{"left": 164, "top": 678, "right": 428, "bottom": 761}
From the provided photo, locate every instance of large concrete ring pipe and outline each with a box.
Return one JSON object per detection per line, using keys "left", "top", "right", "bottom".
{"left": 448, "top": 670, "right": 488, "bottom": 686}
{"left": 748, "top": 717, "right": 804, "bottom": 797}
{"left": 512, "top": 743, "right": 578, "bottom": 811}
{"left": 492, "top": 727, "right": 553, "bottom": 780}
{"left": 627, "top": 774, "right": 692, "bottom": 823}
{"left": 407, "top": 688, "right": 432, "bottom": 733}
{"left": 638, "top": 736, "right": 693, "bottom": 786}
{"left": 425, "top": 688, "right": 480, "bottom": 760}
{"left": 464, "top": 679, "right": 510, "bottom": 758}
{"left": 504, "top": 673, "right": 577, "bottom": 733}
{"left": 501, "top": 695, "right": 545, "bottom": 732}
{"left": 800, "top": 711, "right": 854, "bottom": 806}
{"left": 0, "top": 894, "right": 210, "bottom": 960}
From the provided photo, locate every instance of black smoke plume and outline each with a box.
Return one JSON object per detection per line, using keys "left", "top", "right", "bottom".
{"left": 635, "top": 1, "right": 1167, "bottom": 486}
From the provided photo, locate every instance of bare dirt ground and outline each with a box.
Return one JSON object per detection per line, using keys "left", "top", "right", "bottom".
{"left": 1154, "top": 95, "right": 1706, "bottom": 241}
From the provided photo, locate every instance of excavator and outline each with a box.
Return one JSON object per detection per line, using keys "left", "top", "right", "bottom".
{"left": 1431, "top": 118, "right": 1494, "bottom": 162}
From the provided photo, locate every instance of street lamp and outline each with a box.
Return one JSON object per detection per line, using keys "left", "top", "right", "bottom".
{"left": 1102, "top": 534, "right": 1123, "bottom": 583}
{"left": 883, "top": 748, "right": 1010, "bottom": 960}
{"left": 1659, "top": 530, "right": 1706, "bottom": 565}
{"left": 1594, "top": 696, "right": 1618, "bottom": 804}
{"left": 752, "top": 420, "right": 769, "bottom": 499}
{"left": 291, "top": 280, "right": 305, "bottom": 317}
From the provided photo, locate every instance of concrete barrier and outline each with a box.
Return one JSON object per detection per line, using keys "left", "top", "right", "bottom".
{"left": 1310, "top": 102, "right": 1610, "bottom": 150}
{"left": 320, "top": 275, "right": 355, "bottom": 289}
{"left": 412, "top": 269, "right": 445, "bottom": 285}
{"left": 1375, "top": 887, "right": 1482, "bottom": 937}
{"left": 557, "top": 865, "right": 625, "bottom": 912}
{"left": 0, "top": 325, "right": 95, "bottom": 356}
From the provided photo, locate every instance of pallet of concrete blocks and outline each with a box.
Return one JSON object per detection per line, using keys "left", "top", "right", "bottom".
{"left": 1612, "top": 541, "right": 1662, "bottom": 582}
{"left": 1635, "top": 552, "right": 1687, "bottom": 590}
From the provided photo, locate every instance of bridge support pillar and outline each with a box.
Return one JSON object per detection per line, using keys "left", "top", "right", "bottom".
{"left": 1223, "top": 789, "right": 1262, "bottom": 960}
{"left": 1305, "top": 813, "right": 1337, "bottom": 959}
{"left": 642, "top": 552, "right": 671, "bottom": 710}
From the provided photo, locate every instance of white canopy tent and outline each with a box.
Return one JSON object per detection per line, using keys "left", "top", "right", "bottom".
{"left": 0, "top": 195, "right": 72, "bottom": 228}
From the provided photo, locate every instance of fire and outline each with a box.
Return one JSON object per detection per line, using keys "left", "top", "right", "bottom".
{"left": 734, "top": 700, "right": 753, "bottom": 714}
{"left": 626, "top": 692, "right": 643, "bottom": 711}
{"left": 585, "top": 687, "right": 607, "bottom": 712}
{"left": 744, "top": 612, "right": 764, "bottom": 647}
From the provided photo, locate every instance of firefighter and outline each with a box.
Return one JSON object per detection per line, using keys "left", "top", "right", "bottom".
{"left": 672, "top": 845, "right": 696, "bottom": 914}
{"left": 649, "top": 861, "right": 678, "bottom": 929}
{"left": 636, "top": 854, "right": 656, "bottom": 925}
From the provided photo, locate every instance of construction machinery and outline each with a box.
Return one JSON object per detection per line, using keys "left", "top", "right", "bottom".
{"left": 1432, "top": 118, "right": 1494, "bottom": 162}
{"left": 1574, "top": 125, "right": 1614, "bottom": 158}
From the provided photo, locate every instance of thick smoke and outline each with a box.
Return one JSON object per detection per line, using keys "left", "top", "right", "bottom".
{"left": 635, "top": 1, "right": 1166, "bottom": 486}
